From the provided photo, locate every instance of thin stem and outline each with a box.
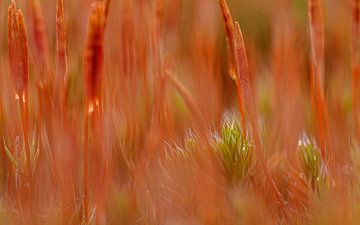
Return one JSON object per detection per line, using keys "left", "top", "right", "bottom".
{"left": 164, "top": 71, "right": 208, "bottom": 135}
{"left": 310, "top": 63, "right": 332, "bottom": 162}
{"left": 236, "top": 81, "right": 247, "bottom": 136}
{"left": 18, "top": 94, "right": 33, "bottom": 199}
{"left": 353, "top": 64, "right": 360, "bottom": 138}
{"left": 352, "top": 0, "right": 360, "bottom": 138}
{"left": 83, "top": 104, "right": 90, "bottom": 224}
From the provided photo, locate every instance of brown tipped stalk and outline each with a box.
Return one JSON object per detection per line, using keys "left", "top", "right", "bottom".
{"left": 29, "top": 0, "right": 51, "bottom": 82}
{"left": 56, "top": 0, "right": 67, "bottom": 75}
{"left": 233, "top": 21, "right": 286, "bottom": 210}
{"left": 218, "top": 0, "right": 286, "bottom": 208}
{"left": 83, "top": 2, "right": 106, "bottom": 223}
{"left": 219, "top": 0, "right": 247, "bottom": 134}
{"left": 219, "top": 0, "right": 237, "bottom": 81}
{"left": 84, "top": 2, "right": 106, "bottom": 108}
{"left": 308, "top": 0, "right": 330, "bottom": 160}
{"left": 8, "top": 2, "right": 29, "bottom": 97}
{"left": 56, "top": 0, "right": 68, "bottom": 116}
{"left": 8, "top": 2, "right": 33, "bottom": 201}
{"left": 104, "top": 0, "right": 112, "bottom": 23}
{"left": 352, "top": 0, "right": 360, "bottom": 136}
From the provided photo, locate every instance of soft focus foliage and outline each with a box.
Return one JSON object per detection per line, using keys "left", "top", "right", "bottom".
{"left": 0, "top": 0, "right": 359, "bottom": 224}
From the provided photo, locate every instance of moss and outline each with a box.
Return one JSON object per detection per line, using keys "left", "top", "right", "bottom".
{"left": 298, "top": 134, "right": 330, "bottom": 193}
{"left": 214, "top": 115, "right": 253, "bottom": 184}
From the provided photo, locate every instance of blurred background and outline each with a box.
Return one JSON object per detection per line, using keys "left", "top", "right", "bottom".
{"left": 0, "top": 0, "right": 357, "bottom": 224}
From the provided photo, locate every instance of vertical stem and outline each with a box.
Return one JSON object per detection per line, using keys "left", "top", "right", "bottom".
{"left": 92, "top": 107, "right": 103, "bottom": 225}
{"left": 18, "top": 94, "right": 33, "bottom": 199}
{"left": 310, "top": 63, "right": 331, "bottom": 162}
{"left": 353, "top": 64, "right": 360, "bottom": 138}
{"left": 83, "top": 105, "right": 89, "bottom": 224}
{"left": 249, "top": 110, "right": 286, "bottom": 210}
{"left": 352, "top": 0, "right": 360, "bottom": 138}
{"left": 60, "top": 82, "right": 67, "bottom": 126}
{"left": 236, "top": 81, "right": 247, "bottom": 136}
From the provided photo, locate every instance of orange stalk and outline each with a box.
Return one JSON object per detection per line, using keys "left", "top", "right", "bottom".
{"left": 218, "top": 0, "right": 237, "bottom": 81}
{"left": 352, "top": 0, "right": 360, "bottom": 136}
{"left": 83, "top": 108, "right": 90, "bottom": 223}
{"left": 308, "top": 0, "right": 330, "bottom": 160}
{"left": 29, "top": 0, "right": 51, "bottom": 83}
{"left": 8, "top": 2, "right": 29, "bottom": 96}
{"left": 164, "top": 70, "right": 208, "bottom": 135}
{"left": 83, "top": 2, "right": 106, "bottom": 223}
{"left": 56, "top": 2, "right": 69, "bottom": 222}
{"left": 234, "top": 22, "right": 251, "bottom": 111}
{"left": 234, "top": 21, "right": 286, "bottom": 209}
{"left": 56, "top": 0, "right": 68, "bottom": 118}
{"left": 219, "top": 0, "right": 247, "bottom": 134}
{"left": 105, "top": 0, "right": 112, "bottom": 23}
{"left": 235, "top": 82, "right": 247, "bottom": 134}
{"left": 219, "top": 0, "right": 286, "bottom": 209}
{"left": 308, "top": 0, "right": 324, "bottom": 74}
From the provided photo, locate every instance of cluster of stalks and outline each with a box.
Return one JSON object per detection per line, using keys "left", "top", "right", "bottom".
{"left": 7, "top": 1, "right": 33, "bottom": 215}
{"left": 1, "top": 0, "right": 360, "bottom": 224}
